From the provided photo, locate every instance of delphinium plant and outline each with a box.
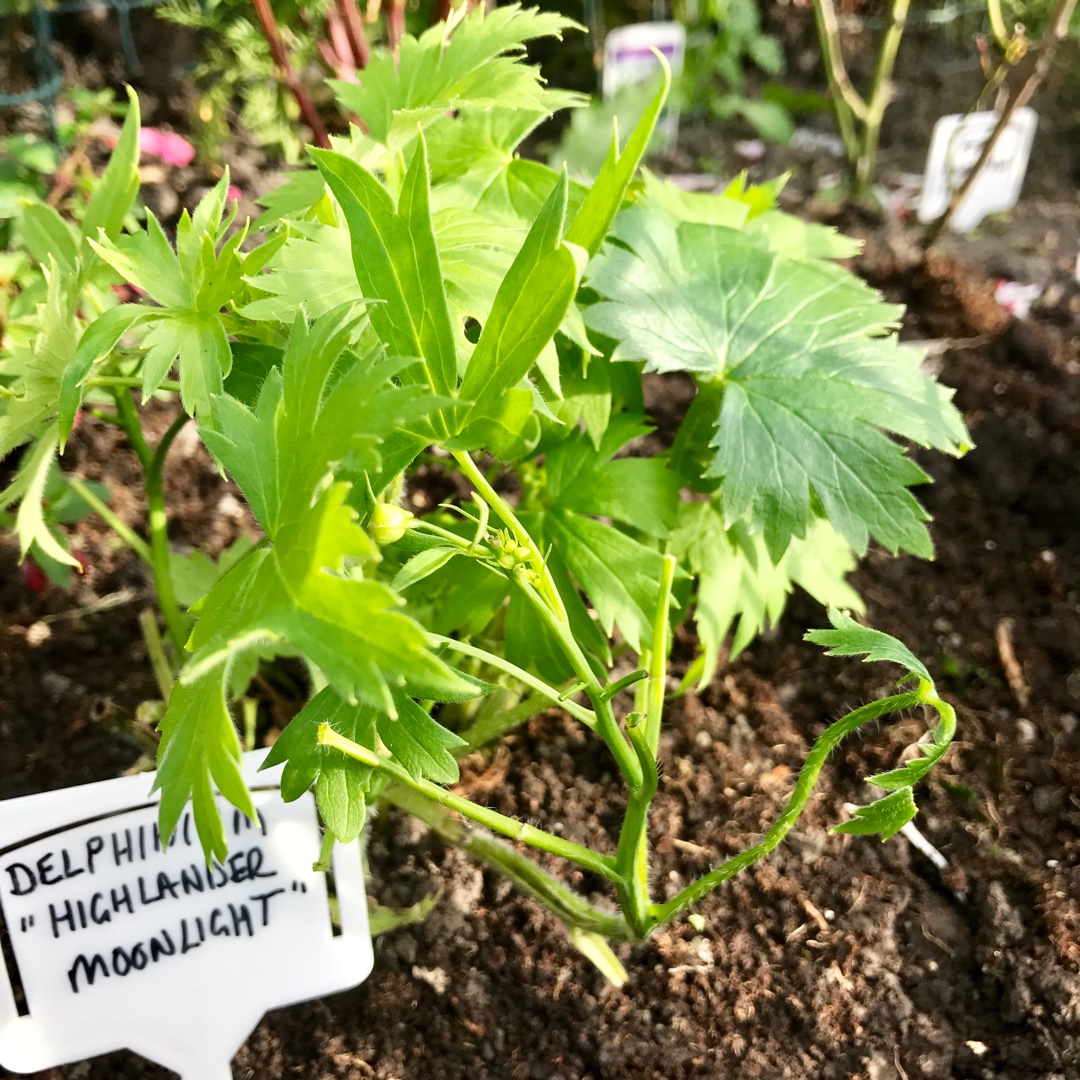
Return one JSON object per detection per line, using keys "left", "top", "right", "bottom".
{"left": 1, "top": 7, "right": 969, "bottom": 967}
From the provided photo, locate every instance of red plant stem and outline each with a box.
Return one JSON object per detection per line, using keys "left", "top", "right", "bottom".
{"left": 324, "top": 4, "right": 358, "bottom": 80}
{"left": 337, "top": 0, "right": 370, "bottom": 69}
{"left": 385, "top": 0, "right": 405, "bottom": 54}
{"left": 250, "top": 0, "right": 331, "bottom": 148}
{"left": 432, "top": 0, "right": 452, "bottom": 24}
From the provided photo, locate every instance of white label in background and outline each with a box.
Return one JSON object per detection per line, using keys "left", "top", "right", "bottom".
{"left": 917, "top": 108, "right": 1038, "bottom": 232}
{"left": 603, "top": 22, "right": 686, "bottom": 148}
{"left": 0, "top": 751, "right": 372, "bottom": 1080}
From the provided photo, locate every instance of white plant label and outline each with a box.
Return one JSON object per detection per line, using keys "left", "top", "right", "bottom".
{"left": 603, "top": 21, "right": 686, "bottom": 148}
{"left": 0, "top": 750, "right": 372, "bottom": 1080}
{"left": 917, "top": 108, "right": 1038, "bottom": 232}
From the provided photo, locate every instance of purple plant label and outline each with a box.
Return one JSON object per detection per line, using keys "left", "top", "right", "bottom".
{"left": 602, "top": 22, "right": 687, "bottom": 151}
{"left": 0, "top": 751, "right": 372, "bottom": 1080}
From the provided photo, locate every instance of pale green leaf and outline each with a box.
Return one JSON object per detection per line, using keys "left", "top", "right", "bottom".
{"left": 806, "top": 607, "right": 931, "bottom": 683}
{"left": 586, "top": 208, "right": 970, "bottom": 558}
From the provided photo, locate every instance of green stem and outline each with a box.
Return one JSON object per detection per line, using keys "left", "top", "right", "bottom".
{"left": 319, "top": 724, "right": 621, "bottom": 884}
{"left": 987, "top": 0, "right": 1009, "bottom": 47}
{"left": 145, "top": 413, "right": 191, "bottom": 653}
{"left": 383, "top": 785, "right": 633, "bottom": 940}
{"left": 451, "top": 451, "right": 568, "bottom": 623}
{"left": 812, "top": 0, "right": 868, "bottom": 173}
{"left": 139, "top": 609, "right": 175, "bottom": 698}
{"left": 458, "top": 688, "right": 552, "bottom": 750}
{"left": 87, "top": 375, "right": 183, "bottom": 394}
{"left": 67, "top": 479, "right": 152, "bottom": 565}
{"left": 614, "top": 554, "right": 675, "bottom": 938}
{"left": 644, "top": 553, "right": 676, "bottom": 757}
{"left": 516, "top": 578, "right": 643, "bottom": 791}
{"left": 855, "top": 0, "right": 911, "bottom": 198}
{"left": 314, "top": 830, "right": 335, "bottom": 873}
{"left": 112, "top": 389, "right": 190, "bottom": 654}
{"left": 650, "top": 689, "right": 927, "bottom": 926}
{"left": 426, "top": 633, "right": 597, "bottom": 729}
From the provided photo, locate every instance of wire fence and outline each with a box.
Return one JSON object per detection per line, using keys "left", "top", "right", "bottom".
{"left": 0, "top": 0, "right": 160, "bottom": 120}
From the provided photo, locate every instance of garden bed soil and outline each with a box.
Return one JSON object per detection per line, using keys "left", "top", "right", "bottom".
{"left": 1, "top": 238, "right": 1078, "bottom": 1079}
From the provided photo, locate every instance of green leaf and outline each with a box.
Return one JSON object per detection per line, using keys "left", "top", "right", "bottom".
{"left": 544, "top": 507, "right": 664, "bottom": 652}
{"left": 153, "top": 667, "right": 257, "bottom": 863}
{"left": 392, "top": 545, "right": 462, "bottom": 592}
{"left": 545, "top": 421, "right": 678, "bottom": 539}
{"left": 456, "top": 173, "right": 583, "bottom": 428}
{"left": 452, "top": 384, "right": 541, "bottom": 460}
{"left": 58, "top": 304, "right": 147, "bottom": 447}
{"left": 805, "top": 607, "right": 931, "bottom": 683}
{"left": 0, "top": 260, "right": 78, "bottom": 460}
{"left": 81, "top": 85, "right": 141, "bottom": 251}
{"left": 14, "top": 435, "right": 73, "bottom": 566}
{"left": 312, "top": 142, "right": 457, "bottom": 397}
{"left": 565, "top": 62, "right": 670, "bottom": 258}
{"left": 182, "top": 482, "right": 476, "bottom": 713}
{"left": 201, "top": 309, "right": 428, "bottom": 534}
{"left": 331, "top": 5, "right": 582, "bottom": 152}
{"left": 263, "top": 687, "right": 374, "bottom": 842}
{"left": 832, "top": 787, "right": 917, "bottom": 842}
{"left": 18, "top": 201, "right": 78, "bottom": 273}
{"left": 89, "top": 184, "right": 247, "bottom": 420}
{"left": 586, "top": 208, "right": 970, "bottom": 558}
{"left": 170, "top": 535, "right": 258, "bottom": 608}
{"left": 377, "top": 691, "right": 465, "bottom": 785}
{"left": 672, "top": 503, "right": 861, "bottom": 686}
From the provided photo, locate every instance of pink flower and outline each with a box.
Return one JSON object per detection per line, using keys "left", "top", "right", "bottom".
{"left": 226, "top": 184, "right": 242, "bottom": 203}
{"left": 138, "top": 128, "right": 196, "bottom": 168}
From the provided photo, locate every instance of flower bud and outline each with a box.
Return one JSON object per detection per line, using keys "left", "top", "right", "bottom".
{"left": 371, "top": 503, "right": 415, "bottom": 545}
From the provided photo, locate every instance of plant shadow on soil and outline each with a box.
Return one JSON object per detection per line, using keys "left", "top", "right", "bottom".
{"left": 1, "top": 237, "right": 1078, "bottom": 1080}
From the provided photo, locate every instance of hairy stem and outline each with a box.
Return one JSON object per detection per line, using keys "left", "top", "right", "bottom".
{"left": 451, "top": 451, "right": 568, "bottom": 623}
{"left": 67, "top": 478, "right": 152, "bottom": 565}
{"left": 86, "top": 376, "right": 183, "bottom": 393}
{"left": 650, "top": 688, "right": 934, "bottom": 925}
{"left": 319, "top": 725, "right": 621, "bottom": 884}
{"left": 614, "top": 554, "right": 675, "bottom": 937}
{"left": 426, "top": 632, "right": 597, "bottom": 729}
{"left": 384, "top": 785, "right": 633, "bottom": 939}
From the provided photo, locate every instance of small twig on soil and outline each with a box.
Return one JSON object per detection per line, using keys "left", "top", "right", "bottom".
{"left": 995, "top": 617, "right": 1030, "bottom": 708}
{"left": 38, "top": 587, "right": 146, "bottom": 623}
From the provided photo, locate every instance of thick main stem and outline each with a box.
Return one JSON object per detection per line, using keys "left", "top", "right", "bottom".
{"left": 615, "top": 553, "right": 675, "bottom": 938}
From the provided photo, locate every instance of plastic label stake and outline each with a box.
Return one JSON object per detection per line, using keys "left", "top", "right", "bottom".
{"left": 603, "top": 21, "right": 686, "bottom": 149}
{"left": 0, "top": 750, "right": 373, "bottom": 1080}
{"left": 917, "top": 108, "right": 1038, "bottom": 232}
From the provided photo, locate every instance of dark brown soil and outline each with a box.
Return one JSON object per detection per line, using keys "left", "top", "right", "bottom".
{"left": 2, "top": 241, "right": 1078, "bottom": 1080}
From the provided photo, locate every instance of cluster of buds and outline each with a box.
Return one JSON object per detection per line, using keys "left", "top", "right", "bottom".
{"left": 490, "top": 528, "right": 532, "bottom": 570}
